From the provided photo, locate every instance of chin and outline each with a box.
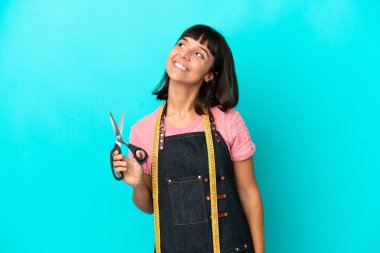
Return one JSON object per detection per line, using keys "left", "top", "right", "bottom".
{"left": 166, "top": 67, "right": 185, "bottom": 82}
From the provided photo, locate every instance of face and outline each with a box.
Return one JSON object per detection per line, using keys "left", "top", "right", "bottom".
{"left": 165, "top": 36, "right": 215, "bottom": 85}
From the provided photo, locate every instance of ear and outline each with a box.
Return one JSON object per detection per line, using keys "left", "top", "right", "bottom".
{"left": 204, "top": 72, "right": 217, "bottom": 83}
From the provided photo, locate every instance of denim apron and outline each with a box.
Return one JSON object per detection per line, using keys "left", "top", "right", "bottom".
{"left": 153, "top": 102, "right": 254, "bottom": 253}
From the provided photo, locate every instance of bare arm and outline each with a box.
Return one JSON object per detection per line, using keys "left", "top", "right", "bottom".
{"left": 132, "top": 174, "right": 153, "bottom": 214}
{"left": 233, "top": 156, "right": 265, "bottom": 253}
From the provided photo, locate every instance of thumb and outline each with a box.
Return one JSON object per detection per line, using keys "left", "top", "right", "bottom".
{"left": 136, "top": 150, "right": 145, "bottom": 159}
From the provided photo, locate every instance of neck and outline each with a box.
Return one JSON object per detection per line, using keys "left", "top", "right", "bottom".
{"left": 166, "top": 79, "right": 202, "bottom": 118}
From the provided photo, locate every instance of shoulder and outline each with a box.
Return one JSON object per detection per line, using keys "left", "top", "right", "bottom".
{"left": 209, "top": 105, "right": 245, "bottom": 143}
{"left": 130, "top": 104, "right": 163, "bottom": 135}
{"left": 211, "top": 106, "right": 256, "bottom": 161}
{"left": 211, "top": 105, "right": 254, "bottom": 143}
{"left": 209, "top": 105, "right": 243, "bottom": 125}
{"left": 128, "top": 104, "right": 164, "bottom": 176}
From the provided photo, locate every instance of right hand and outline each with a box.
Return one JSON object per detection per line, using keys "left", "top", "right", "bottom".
{"left": 112, "top": 149, "right": 145, "bottom": 188}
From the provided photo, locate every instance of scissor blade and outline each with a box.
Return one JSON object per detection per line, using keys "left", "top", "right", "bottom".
{"left": 119, "top": 112, "right": 124, "bottom": 137}
{"left": 110, "top": 112, "right": 122, "bottom": 137}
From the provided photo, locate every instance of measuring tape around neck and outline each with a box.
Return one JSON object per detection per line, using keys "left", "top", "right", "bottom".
{"left": 152, "top": 103, "right": 220, "bottom": 253}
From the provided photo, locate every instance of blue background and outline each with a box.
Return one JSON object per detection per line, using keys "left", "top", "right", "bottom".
{"left": 0, "top": 0, "right": 379, "bottom": 252}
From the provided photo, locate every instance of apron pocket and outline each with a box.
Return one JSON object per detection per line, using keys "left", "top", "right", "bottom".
{"left": 167, "top": 175, "right": 208, "bottom": 225}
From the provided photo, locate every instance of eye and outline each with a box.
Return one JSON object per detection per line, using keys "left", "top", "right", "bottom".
{"left": 195, "top": 52, "right": 204, "bottom": 59}
{"left": 177, "top": 42, "right": 185, "bottom": 47}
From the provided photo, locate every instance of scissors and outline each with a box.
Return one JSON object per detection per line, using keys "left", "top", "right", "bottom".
{"left": 109, "top": 112, "right": 148, "bottom": 181}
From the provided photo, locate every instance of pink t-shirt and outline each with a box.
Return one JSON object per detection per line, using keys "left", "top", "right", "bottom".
{"left": 128, "top": 104, "right": 256, "bottom": 175}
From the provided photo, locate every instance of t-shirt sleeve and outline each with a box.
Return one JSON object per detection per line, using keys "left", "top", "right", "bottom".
{"left": 228, "top": 110, "right": 256, "bottom": 161}
{"left": 128, "top": 125, "right": 150, "bottom": 175}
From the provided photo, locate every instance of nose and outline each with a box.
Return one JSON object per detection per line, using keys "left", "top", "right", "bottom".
{"left": 180, "top": 48, "right": 191, "bottom": 60}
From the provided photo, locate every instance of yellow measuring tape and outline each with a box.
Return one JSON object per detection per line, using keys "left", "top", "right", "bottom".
{"left": 152, "top": 103, "right": 220, "bottom": 253}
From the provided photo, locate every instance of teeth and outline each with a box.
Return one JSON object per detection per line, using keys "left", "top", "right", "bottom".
{"left": 175, "top": 62, "right": 187, "bottom": 71}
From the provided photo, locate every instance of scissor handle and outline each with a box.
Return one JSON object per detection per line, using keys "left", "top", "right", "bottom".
{"left": 127, "top": 143, "right": 149, "bottom": 165}
{"left": 110, "top": 143, "right": 124, "bottom": 181}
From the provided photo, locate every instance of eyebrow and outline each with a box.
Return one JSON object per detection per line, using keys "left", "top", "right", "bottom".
{"left": 181, "top": 37, "right": 210, "bottom": 58}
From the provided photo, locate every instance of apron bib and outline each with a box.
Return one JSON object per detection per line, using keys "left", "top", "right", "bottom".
{"left": 152, "top": 101, "right": 254, "bottom": 253}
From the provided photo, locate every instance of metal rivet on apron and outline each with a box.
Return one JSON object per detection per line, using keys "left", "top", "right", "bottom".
{"left": 198, "top": 175, "right": 202, "bottom": 179}
{"left": 221, "top": 176, "right": 225, "bottom": 181}
{"left": 207, "top": 195, "right": 227, "bottom": 201}
{"left": 244, "top": 244, "right": 247, "bottom": 248}
{"left": 204, "top": 178, "right": 208, "bottom": 183}
{"left": 168, "top": 179, "right": 171, "bottom": 183}
{"left": 235, "top": 247, "right": 239, "bottom": 251}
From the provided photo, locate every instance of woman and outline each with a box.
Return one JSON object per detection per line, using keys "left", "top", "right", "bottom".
{"left": 112, "top": 24, "right": 264, "bottom": 253}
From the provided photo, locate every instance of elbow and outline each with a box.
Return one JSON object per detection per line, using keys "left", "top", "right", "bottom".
{"left": 238, "top": 184, "right": 263, "bottom": 205}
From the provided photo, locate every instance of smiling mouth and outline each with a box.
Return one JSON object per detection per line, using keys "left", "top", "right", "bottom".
{"left": 173, "top": 61, "right": 188, "bottom": 72}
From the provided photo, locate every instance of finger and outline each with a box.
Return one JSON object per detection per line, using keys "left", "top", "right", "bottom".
{"left": 115, "top": 167, "right": 127, "bottom": 177}
{"left": 115, "top": 167, "right": 127, "bottom": 173}
{"left": 113, "top": 161, "right": 127, "bottom": 167}
{"left": 112, "top": 154, "right": 124, "bottom": 161}
{"left": 136, "top": 150, "right": 145, "bottom": 159}
{"left": 112, "top": 150, "right": 119, "bottom": 156}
